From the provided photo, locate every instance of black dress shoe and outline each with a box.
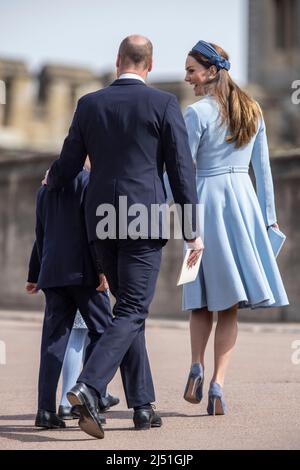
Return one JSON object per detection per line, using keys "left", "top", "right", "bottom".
{"left": 67, "top": 382, "right": 104, "bottom": 439}
{"left": 99, "top": 394, "right": 120, "bottom": 412}
{"left": 58, "top": 404, "right": 106, "bottom": 424}
{"left": 133, "top": 407, "right": 162, "bottom": 430}
{"left": 35, "top": 409, "right": 66, "bottom": 429}
{"left": 58, "top": 405, "right": 83, "bottom": 420}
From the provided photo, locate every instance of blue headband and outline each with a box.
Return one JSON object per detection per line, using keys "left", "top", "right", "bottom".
{"left": 192, "top": 40, "right": 231, "bottom": 71}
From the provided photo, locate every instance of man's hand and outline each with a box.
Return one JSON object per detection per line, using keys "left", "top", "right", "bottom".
{"left": 271, "top": 222, "right": 279, "bottom": 230}
{"left": 26, "top": 282, "right": 38, "bottom": 294}
{"left": 42, "top": 169, "right": 49, "bottom": 186}
{"left": 96, "top": 274, "right": 109, "bottom": 292}
{"left": 187, "top": 237, "right": 204, "bottom": 268}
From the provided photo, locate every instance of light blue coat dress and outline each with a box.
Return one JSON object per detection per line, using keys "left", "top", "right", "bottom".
{"left": 164, "top": 96, "right": 289, "bottom": 312}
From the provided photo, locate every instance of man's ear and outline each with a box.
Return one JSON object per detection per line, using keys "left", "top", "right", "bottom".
{"left": 148, "top": 59, "right": 153, "bottom": 73}
{"left": 116, "top": 54, "right": 120, "bottom": 68}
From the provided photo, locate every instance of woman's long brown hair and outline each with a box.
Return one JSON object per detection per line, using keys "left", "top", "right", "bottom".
{"left": 189, "top": 43, "right": 262, "bottom": 148}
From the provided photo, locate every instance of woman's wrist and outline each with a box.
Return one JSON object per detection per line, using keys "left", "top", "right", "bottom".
{"left": 268, "top": 222, "right": 279, "bottom": 229}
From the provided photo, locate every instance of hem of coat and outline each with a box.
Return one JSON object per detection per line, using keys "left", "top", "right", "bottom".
{"left": 182, "top": 296, "right": 290, "bottom": 312}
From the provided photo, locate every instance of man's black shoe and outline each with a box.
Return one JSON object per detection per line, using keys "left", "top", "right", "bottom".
{"left": 67, "top": 382, "right": 104, "bottom": 439}
{"left": 35, "top": 409, "right": 66, "bottom": 429}
{"left": 99, "top": 394, "right": 120, "bottom": 412}
{"left": 133, "top": 407, "right": 162, "bottom": 430}
{"left": 58, "top": 405, "right": 78, "bottom": 420}
{"left": 58, "top": 404, "right": 106, "bottom": 424}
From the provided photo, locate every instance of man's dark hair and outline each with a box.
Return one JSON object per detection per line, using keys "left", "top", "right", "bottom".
{"left": 118, "top": 36, "right": 153, "bottom": 68}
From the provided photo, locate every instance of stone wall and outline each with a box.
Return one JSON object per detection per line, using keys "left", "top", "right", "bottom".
{"left": 0, "top": 147, "right": 298, "bottom": 322}
{"left": 0, "top": 58, "right": 197, "bottom": 153}
{"left": 0, "top": 59, "right": 104, "bottom": 151}
{"left": 248, "top": 0, "right": 300, "bottom": 148}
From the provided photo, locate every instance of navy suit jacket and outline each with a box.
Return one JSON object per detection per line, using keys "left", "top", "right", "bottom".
{"left": 28, "top": 169, "right": 99, "bottom": 289}
{"left": 47, "top": 79, "right": 198, "bottom": 243}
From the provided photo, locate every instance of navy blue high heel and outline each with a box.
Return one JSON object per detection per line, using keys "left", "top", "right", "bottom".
{"left": 183, "top": 363, "right": 204, "bottom": 404}
{"left": 207, "top": 383, "right": 226, "bottom": 415}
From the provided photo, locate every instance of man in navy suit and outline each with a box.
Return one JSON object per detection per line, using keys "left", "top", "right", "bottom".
{"left": 27, "top": 164, "right": 116, "bottom": 429}
{"left": 45, "top": 35, "right": 202, "bottom": 439}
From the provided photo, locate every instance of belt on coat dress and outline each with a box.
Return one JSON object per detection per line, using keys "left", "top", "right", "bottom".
{"left": 196, "top": 165, "right": 249, "bottom": 177}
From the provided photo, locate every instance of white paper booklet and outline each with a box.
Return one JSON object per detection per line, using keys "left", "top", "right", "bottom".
{"left": 177, "top": 249, "right": 203, "bottom": 286}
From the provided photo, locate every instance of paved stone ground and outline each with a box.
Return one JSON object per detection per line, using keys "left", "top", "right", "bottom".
{"left": 0, "top": 312, "right": 300, "bottom": 450}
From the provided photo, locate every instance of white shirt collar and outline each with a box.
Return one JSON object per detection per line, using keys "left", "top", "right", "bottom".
{"left": 118, "top": 73, "right": 145, "bottom": 83}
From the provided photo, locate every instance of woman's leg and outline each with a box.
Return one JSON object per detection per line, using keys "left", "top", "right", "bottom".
{"left": 184, "top": 307, "right": 213, "bottom": 403}
{"left": 190, "top": 307, "right": 213, "bottom": 366}
{"left": 211, "top": 304, "right": 238, "bottom": 387}
{"left": 60, "top": 328, "right": 88, "bottom": 407}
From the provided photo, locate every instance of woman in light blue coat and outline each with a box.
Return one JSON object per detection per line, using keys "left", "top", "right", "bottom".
{"left": 165, "top": 41, "right": 288, "bottom": 416}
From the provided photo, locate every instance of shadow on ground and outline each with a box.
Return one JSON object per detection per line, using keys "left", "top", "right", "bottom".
{"left": 0, "top": 410, "right": 209, "bottom": 443}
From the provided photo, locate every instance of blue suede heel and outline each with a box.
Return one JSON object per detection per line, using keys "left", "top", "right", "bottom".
{"left": 207, "top": 383, "right": 226, "bottom": 415}
{"left": 183, "top": 363, "right": 204, "bottom": 404}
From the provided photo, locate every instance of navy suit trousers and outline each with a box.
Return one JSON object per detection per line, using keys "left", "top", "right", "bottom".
{"left": 38, "top": 285, "right": 112, "bottom": 412}
{"left": 78, "top": 238, "right": 163, "bottom": 408}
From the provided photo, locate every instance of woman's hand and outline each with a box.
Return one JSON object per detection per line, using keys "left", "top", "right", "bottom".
{"left": 186, "top": 237, "right": 204, "bottom": 268}
{"left": 271, "top": 222, "right": 279, "bottom": 230}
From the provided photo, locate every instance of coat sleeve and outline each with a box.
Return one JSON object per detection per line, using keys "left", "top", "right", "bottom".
{"left": 35, "top": 191, "right": 45, "bottom": 264}
{"left": 163, "top": 105, "right": 203, "bottom": 205}
{"left": 161, "top": 95, "right": 199, "bottom": 240}
{"left": 27, "top": 241, "right": 40, "bottom": 283}
{"left": 80, "top": 178, "right": 103, "bottom": 274}
{"left": 183, "top": 105, "right": 203, "bottom": 163}
{"left": 47, "top": 99, "right": 87, "bottom": 190}
{"left": 251, "top": 117, "right": 277, "bottom": 227}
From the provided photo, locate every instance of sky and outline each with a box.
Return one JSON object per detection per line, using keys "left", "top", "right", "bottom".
{"left": 0, "top": 0, "right": 249, "bottom": 84}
